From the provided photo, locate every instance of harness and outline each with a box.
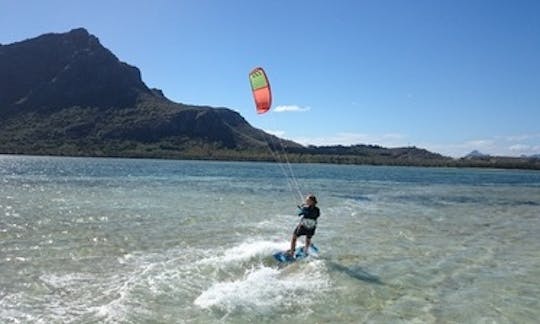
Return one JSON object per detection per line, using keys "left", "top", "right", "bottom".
{"left": 300, "top": 218, "right": 317, "bottom": 229}
{"left": 298, "top": 205, "right": 319, "bottom": 229}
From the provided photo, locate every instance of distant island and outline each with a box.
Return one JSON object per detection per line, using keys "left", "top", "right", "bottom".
{"left": 1, "top": 28, "right": 539, "bottom": 170}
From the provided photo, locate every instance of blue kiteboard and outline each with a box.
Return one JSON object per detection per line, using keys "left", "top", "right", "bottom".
{"left": 273, "top": 244, "right": 319, "bottom": 263}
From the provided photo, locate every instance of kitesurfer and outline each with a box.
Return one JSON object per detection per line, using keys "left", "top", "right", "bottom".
{"left": 287, "top": 194, "right": 320, "bottom": 258}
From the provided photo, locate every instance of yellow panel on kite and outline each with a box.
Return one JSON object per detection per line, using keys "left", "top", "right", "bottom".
{"left": 249, "top": 67, "right": 272, "bottom": 114}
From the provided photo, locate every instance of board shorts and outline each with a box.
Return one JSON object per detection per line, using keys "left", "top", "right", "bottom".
{"left": 293, "top": 224, "right": 316, "bottom": 239}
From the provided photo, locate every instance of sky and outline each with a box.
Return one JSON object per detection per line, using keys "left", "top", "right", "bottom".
{"left": 1, "top": 0, "right": 539, "bottom": 157}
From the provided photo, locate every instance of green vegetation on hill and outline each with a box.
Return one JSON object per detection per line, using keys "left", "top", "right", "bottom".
{"left": 1, "top": 28, "right": 539, "bottom": 170}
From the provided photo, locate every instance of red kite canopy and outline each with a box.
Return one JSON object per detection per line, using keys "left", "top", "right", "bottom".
{"left": 249, "top": 67, "right": 272, "bottom": 114}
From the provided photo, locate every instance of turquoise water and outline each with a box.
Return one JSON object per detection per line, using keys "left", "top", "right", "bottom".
{"left": 1, "top": 155, "right": 539, "bottom": 323}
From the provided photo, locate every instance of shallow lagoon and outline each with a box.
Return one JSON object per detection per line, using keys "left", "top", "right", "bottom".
{"left": 1, "top": 155, "right": 539, "bottom": 323}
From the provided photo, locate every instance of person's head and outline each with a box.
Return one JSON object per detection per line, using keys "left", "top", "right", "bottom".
{"left": 305, "top": 194, "right": 318, "bottom": 206}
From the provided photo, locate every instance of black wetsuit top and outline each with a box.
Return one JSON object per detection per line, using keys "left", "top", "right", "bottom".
{"left": 298, "top": 206, "right": 320, "bottom": 222}
{"left": 294, "top": 206, "right": 320, "bottom": 238}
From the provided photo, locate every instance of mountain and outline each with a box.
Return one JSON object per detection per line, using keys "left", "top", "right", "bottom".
{"left": 1, "top": 29, "right": 538, "bottom": 169}
{"left": 0, "top": 28, "right": 148, "bottom": 114}
{"left": 465, "top": 150, "right": 489, "bottom": 159}
{"left": 0, "top": 28, "right": 297, "bottom": 159}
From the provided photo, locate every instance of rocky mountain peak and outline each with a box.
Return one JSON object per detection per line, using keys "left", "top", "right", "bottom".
{"left": 0, "top": 28, "right": 150, "bottom": 114}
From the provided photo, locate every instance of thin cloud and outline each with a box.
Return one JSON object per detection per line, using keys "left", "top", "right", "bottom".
{"left": 464, "top": 139, "right": 495, "bottom": 147}
{"left": 293, "top": 132, "right": 409, "bottom": 148}
{"left": 264, "top": 129, "right": 286, "bottom": 137}
{"left": 510, "top": 144, "right": 531, "bottom": 152}
{"left": 421, "top": 134, "right": 540, "bottom": 157}
{"left": 496, "top": 133, "right": 540, "bottom": 142}
{"left": 274, "top": 105, "right": 311, "bottom": 113}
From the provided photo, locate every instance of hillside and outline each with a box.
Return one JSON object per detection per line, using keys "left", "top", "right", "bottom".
{"left": 0, "top": 28, "right": 297, "bottom": 160}
{"left": 1, "top": 28, "right": 538, "bottom": 170}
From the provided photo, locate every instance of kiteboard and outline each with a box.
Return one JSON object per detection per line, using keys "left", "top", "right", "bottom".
{"left": 273, "top": 244, "right": 319, "bottom": 263}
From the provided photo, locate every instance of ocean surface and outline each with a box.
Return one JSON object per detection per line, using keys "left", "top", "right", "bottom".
{"left": 1, "top": 155, "right": 539, "bottom": 323}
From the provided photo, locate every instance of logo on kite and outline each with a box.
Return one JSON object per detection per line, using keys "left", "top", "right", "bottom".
{"left": 249, "top": 67, "right": 272, "bottom": 114}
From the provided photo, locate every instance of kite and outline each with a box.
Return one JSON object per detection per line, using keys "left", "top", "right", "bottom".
{"left": 249, "top": 67, "right": 272, "bottom": 114}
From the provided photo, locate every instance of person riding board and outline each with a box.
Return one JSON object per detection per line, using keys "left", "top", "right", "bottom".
{"left": 288, "top": 194, "right": 320, "bottom": 258}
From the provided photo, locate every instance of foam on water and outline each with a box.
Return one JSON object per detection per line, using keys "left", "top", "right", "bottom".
{"left": 193, "top": 240, "right": 330, "bottom": 315}
{"left": 194, "top": 261, "right": 330, "bottom": 313}
{"left": 196, "top": 239, "right": 286, "bottom": 266}
{"left": 2, "top": 238, "right": 313, "bottom": 322}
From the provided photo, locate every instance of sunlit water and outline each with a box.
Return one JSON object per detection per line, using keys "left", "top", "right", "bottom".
{"left": 1, "top": 155, "right": 539, "bottom": 323}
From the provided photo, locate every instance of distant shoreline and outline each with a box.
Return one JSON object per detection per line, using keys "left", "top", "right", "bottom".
{"left": 2, "top": 151, "right": 539, "bottom": 171}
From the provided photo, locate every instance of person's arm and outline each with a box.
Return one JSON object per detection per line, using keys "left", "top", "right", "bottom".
{"left": 297, "top": 205, "right": 308, "bottom": 217}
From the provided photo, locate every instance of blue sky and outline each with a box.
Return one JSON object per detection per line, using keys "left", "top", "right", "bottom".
{"left": 2, "top": 0, "right": 539, "bottom": 157}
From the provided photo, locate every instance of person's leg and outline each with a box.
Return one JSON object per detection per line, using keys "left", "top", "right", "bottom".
{"left": 304, "top": 236, "right": 311, "bottom": 254}
{"left": 289, "top": 233, "right": 298, "bottom": 256}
